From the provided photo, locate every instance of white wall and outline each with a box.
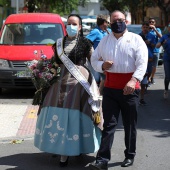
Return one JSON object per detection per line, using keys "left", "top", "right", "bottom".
{"left": 90, "top": 0, "right": 99, "bottom": 2}
{"left": 72, "top": 1, "right": 109, "bottom": 17}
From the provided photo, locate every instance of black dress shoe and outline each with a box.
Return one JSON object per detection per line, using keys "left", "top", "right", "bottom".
{"left": 59, "top": 157, "right": 69, "bottom": 167}
{"left": 121, "top": 158, "right": 134, "bottom": 167}
{"left": 89, "top": 161, "right": 108, "bottom": 170}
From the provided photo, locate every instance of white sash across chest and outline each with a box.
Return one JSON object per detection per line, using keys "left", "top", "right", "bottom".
{"left": 56, "top": 37, "right": 100, "bottom": 112}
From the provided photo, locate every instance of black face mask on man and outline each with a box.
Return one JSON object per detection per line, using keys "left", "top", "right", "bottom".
{"left": 111, "top": 21, "right": 126, "bottom": 33}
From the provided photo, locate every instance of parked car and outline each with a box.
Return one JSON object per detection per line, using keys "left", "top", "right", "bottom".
{"left": 127, "top": 24, "right": 163, "bottom": 65}
{"left": 127, "top": 24, "right": 142, "bottom": 34}
{"left": 0, "top": 13, "right": 66, "bottom": 93}
{"left": 82, "top": 24, "right": 91, "bottom": 32}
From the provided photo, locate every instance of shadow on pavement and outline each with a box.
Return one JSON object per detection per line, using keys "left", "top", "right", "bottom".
{"left": 137, "top": 89, "right": 170, "bottom": 138}
{"left": 115, "top": 88, "right": 170, "bottom": 138}
{"left": 0, "top": 88, "right": 35, "bottom": 99}
{"left": 0, "top": 152, "right": 95, "bottom": 170}
{"left": 114, "top": 88, "right": 170, "bottom": 140}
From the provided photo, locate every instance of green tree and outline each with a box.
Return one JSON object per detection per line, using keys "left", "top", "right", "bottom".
{"left": 100, "top": 0, "right": 169, "bottom": 25}
{"left": 26, "top": 0, "right": 36, "bottom": 12}
{"left": 25, "top": 0, "right": 88, "bottom": 15}
{"left": 157, "top": 0, "right": 170, "bottom": 25}
{"left": 99, "top": 0, "right": 128, "bottom": 13}
{"left": 125, "top": 0, "right": 141, "bottom": 23}
{"left": 0, "top": 0, "right": 10, "bottom": 6}
{"left": 138, "top": 0, "right": 170, "bottom": 25}
{"left": 99, "top": 0, "right": 142, "bottom": 23}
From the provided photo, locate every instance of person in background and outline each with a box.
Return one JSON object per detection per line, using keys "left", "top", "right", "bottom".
{"left": 89, "top": 10, "right": 148, "bottom": 170}
{"left": 86, "top": 14, "right": 111, "bottom": 95}
{"left": 148, "top": 17, "right": 162, "bottom": 85}
{"left": 139, "top": 22, "right": 156, "bottom": 105}
{"left": 34, "top": 14, "right": 102, "bottom": 167}
{"left": 156, "top": 23, "right": 170, "bottom": 99}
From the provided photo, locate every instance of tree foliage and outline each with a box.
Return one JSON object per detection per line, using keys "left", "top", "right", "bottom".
{"left": 25, "top": 0, "right": 87, "bottom": 15}
{"left": 0, "top": 0, "right": 169, "bottom": 25}
{"left": 100, "top": 0, "right": 143, "bottom": 23}
{"left": 100, "top": 0, "right": 170, "bottom": 25}
{"left": 0, "top": 0, "right": 11, "bottom": 6}
{"left": 99, "top": 0, "right": 127, "bottom": 13}
{"left": 157, "top": 0, "right": 170, "bottom": 25}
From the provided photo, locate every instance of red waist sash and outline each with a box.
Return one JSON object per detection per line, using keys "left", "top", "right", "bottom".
{"left": 105, "top": 72, "right": 140, "bottom": 89}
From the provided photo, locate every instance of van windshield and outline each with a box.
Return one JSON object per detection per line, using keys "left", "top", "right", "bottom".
{"left": 0, "top": 23, "right": 64, "bottom": 45}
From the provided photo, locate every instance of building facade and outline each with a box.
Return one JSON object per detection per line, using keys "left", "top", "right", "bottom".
{"left": 72, "top": 0, "right": 109, "bottom": 19}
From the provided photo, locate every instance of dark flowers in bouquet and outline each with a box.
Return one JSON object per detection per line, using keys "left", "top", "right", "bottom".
{"left": 26, "top": 50, "right": 60, "bottom": 105}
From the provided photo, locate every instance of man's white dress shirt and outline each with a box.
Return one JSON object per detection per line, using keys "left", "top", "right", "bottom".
{"left": 91, "top": 31, "right": 148, "bottom": 82}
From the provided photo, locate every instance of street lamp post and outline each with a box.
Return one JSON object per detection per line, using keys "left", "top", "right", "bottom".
{"left": 16, "top": 0, "right": 19, "bottom": 13}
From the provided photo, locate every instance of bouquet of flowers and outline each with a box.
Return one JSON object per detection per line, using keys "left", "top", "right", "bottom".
{"left": 17, "top": 50, "right": 60, "bottom": 105}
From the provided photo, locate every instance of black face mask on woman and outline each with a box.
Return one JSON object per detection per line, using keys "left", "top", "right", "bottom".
{"left": 111, "top": 21, "right": 126, "bottom": 33}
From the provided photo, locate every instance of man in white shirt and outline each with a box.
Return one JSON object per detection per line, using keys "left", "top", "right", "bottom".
{"left": 89, "top": 10, "right": 148, "bottom": 170}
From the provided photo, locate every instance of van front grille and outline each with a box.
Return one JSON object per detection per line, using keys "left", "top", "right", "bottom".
{"left": 11, "top": 61, "right": 27, "bottom": 68}
{"left": 0, "top": 78, "right": 34, "bottom": 88}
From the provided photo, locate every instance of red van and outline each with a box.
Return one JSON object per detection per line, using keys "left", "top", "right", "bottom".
{"left": 0, "top": 13, "right": 66, "bottom": 93}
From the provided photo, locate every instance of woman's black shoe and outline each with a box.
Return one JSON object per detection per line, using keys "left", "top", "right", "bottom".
{"left": 59, "top": 157, "right": 69, "bottom": 167}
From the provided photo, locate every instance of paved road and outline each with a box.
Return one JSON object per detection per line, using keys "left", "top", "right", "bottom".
{"left": 0, "top": 65, "right": 170, "bottom": 170}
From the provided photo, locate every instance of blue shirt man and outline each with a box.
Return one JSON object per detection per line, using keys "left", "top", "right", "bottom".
{"left": 86, "top": 26, "right": 111, "bottom": 49}
{"left": 148, "top": 18, "right": 162, "bottom": 84}
{"left": 157, "top": 33, "right": 170, "bottom": 61}
{"left": 139, "top": 31, "right": 155, "bottom": 60}
{"left": 138, "top": 22, "right": 156, "bottom": 105}
{"left": 156, "top": 24, "right": 170, "bottom": 99}
{"left": 86, "top": 15, "right": 111, "bottom": 94}
{"left": 139, "top": 23, "right": 156, "bottom": 71}
{"left": 149, "top": 27, "right": 162, "bottom": 53}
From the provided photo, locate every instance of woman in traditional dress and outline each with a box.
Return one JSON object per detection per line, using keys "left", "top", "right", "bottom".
{"left": 34, "top": 14, "right": 102, "bottom": 167}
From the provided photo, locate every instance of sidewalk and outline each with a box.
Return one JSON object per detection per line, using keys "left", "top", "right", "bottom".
{"left": 0, "top": 99, "right": 38, "bottom": 142}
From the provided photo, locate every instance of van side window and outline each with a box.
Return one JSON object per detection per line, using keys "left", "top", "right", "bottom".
{"left": 0, "top": 25, "right": 15, "bottom": 44}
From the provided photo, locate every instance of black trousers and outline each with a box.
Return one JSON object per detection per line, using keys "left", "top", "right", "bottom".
{"left": 97, "top": 87, "right": 139, "bottom": 163}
